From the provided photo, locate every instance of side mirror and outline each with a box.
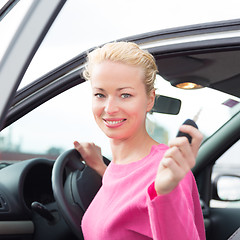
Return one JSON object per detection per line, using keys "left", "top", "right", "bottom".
{"left": 212, "top": 174, "right": 240, "bottom": 201}
{"left": 150, "top": 95, "right": 181, "bottom": 115}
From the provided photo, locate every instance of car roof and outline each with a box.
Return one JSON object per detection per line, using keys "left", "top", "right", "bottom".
{"left": 156, "top": 49, "right": 240, "bottom": 98}
{"left": 120, "top": 18, "right": 240, "bottom": 98}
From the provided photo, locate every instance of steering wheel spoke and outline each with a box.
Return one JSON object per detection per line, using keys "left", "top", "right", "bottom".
{"left": 52, "top": 149, "right": 103, "bottom": 239}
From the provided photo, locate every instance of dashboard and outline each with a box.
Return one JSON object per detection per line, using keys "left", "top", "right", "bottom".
{"left": 0, "top": 158, "right": 55, "bottom": 219}
{"left": 23, "top": 163, "right": 55, "bottom": 209}
{"left": 0, "top": 158, "right": 77, "bottom": 240}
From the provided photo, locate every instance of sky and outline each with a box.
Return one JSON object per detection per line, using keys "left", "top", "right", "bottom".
{"left": 2, "top": 0, "right": 240, "bottom": 80}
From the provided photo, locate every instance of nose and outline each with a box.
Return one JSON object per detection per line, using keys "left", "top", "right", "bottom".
{"left": 104, "top": 97, "right": 119, "bottom": 114}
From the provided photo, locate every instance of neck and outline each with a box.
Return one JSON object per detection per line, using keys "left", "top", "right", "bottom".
{"left": 110, "top": 129, "right": 158, "bottom": 164}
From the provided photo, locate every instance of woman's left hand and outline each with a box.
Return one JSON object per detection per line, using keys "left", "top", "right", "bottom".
{"left": 154, "top": 124, "right": 203, "bottom": 195}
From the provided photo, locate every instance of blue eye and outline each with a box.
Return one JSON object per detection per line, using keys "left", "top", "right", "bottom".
{"left": 94, "top": 93, "right": 105, "bottom": 98}
{"left": 121, "top": 93, "right": 131, "bottom": 99}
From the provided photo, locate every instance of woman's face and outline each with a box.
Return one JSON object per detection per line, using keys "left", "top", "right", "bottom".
{"left": 90, "top": 61, "right": 155, "bottom": 141}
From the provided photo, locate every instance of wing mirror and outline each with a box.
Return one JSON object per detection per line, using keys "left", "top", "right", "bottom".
{"left": 212, "top": 174, "right": 240, "bottom": 201}
{"left": 150, "top": 94, "right": 181, "bottom": 115}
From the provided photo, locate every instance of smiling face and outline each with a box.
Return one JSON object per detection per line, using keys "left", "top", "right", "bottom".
{"left": 91, "top": 61, "right": 155, "bottom": 141}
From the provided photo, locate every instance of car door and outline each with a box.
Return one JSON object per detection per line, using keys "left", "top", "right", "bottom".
{"left": 195, "top": 116, "right": 240, "bottom": 240}
{"left": 0, "top": 0, "right": 66, "bottom": 129}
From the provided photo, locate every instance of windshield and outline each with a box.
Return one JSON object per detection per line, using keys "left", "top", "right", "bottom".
{"left": 153, "top": 77, "right": 240, "bottom": 140}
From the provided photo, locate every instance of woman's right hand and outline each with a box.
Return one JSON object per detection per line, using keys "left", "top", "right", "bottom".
{"left": 74, "top": 141, "right": 107, "bottom": 177}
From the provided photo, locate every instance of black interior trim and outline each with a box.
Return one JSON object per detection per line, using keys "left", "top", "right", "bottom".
{"left": 150, "top": 38, "right": 240, "bottom": 98}
{"left": 13, "top": 53, "right": 87, "bottom": 106}
{"left": 193, "top": 111, "right": 240, "bottom": 175}
{"left": 0, "top": 0, "right": 20, "bottom": 21}
{"left": 150, "top": 37, "right": 240, "bottom": 58}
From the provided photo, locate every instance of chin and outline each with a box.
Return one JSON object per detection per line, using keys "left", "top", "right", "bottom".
{"left": 104, "top": 131, "right": 129, "bottom": 140}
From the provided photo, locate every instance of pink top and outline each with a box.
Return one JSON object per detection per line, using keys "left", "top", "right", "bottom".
{"left": 82, "top": 144, "right": 206, "bottom": 240}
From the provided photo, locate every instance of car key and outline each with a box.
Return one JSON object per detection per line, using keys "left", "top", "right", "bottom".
{"left": 176, "top": 119, "right": 198, "bottom": 144}
{"left": 176, "top": 109, "right": 201, "bottom": 143}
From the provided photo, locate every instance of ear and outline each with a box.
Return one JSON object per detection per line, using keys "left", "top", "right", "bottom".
{"left": 147, "top": 89, "right": 155, "bottom": 112}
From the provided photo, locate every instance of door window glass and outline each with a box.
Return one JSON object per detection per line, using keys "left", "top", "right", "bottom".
{"left": 211, "top": 139, "right": 240, "bottom": 208}
{"left": 0, "top": 81, "right": 110, "bottom": 162}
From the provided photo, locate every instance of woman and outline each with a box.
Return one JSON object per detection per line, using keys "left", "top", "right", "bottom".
{"left": 74, "top": 42, "right": 205, "bottom": 239}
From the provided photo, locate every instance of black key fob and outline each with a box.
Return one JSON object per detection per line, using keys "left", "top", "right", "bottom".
{"left": 176, "top": 119, "right": 198, "bottom": 144}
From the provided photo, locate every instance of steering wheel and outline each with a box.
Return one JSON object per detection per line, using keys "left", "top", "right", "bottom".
{"left": 52, "top": 149, "right": 103, "bottom": 239}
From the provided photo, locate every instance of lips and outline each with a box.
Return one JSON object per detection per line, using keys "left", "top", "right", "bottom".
{"left": 103, "top": 118, "right": 126, "bottom": 128}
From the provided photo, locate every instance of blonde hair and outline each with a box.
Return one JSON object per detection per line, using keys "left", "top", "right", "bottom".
{"left": 83, "top": 42, "right": 158, "bottom": 94}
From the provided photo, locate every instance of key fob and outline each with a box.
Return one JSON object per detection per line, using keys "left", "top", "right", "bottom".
{"left": 176, "top": 119, "right": 198, "bottom": 144}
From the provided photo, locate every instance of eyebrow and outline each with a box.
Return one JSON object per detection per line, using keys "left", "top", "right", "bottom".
{"left": 93, "top": 87, "right": 105, "bottom": 92}
{"left": 93, "top": 87, "right": 134, "bottom": 92}
{"left": 117, "top": 87, "right": 134, "bottom": 91}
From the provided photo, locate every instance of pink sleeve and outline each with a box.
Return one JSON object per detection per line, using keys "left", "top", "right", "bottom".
{"left": 148, "top": 182, "right": 158, "bottom": 200}
{"left": 147, "top": 173, "right": 206, "bottom": 240}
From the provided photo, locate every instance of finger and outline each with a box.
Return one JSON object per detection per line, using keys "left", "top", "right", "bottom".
{"left": 168, "top": 136, "right": 192, "bottom": 157}
{"left": 160, "top": 157, "right": 185, "bottom": 182}
{"left": 74, "top": 141, "right": 84, "bottom": 152}
{"left": 168, "top": 137, "right": 196, "bottom": 169}
{"left": 179, "top": 125, "right": 203, "bottom": 156}
{"left": 163, "top": 146, "right": 189, "bottom": 171}
{"left": 73, "top": 141, "right": 88, "bottom": 159}
{"left": 73, "top": 141, "right": 81, "bottom": 152}
{"left": 73, "top": 140, "right": 80, "bottom": 148}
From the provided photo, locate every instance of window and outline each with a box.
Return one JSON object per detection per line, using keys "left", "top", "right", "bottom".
{"left": 211, "top": 139, "right": 240, "bottom": 208}
{"left": 0, "top": 82, "right": 110, "bottom": 162}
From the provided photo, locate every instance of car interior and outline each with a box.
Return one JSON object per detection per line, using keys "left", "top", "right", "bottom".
{"left": 0, "top": 1, "right": 240, "bottom": 240}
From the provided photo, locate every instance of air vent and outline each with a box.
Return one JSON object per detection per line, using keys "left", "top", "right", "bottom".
{"left": 0, "top": 194, "right": 9, "bottom": 212}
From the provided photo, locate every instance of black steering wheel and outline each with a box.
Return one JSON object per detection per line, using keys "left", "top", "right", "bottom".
{"left": 52, "top": 149, "right": 104, "bottom": 239}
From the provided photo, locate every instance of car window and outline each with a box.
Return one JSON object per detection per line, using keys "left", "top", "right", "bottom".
{"left": 1, "top": 74, "right": 239, "bottom": 164}
{"left": 0, "top": 81, "right": 111, "bottom": 162}
{"left": 210, "top": 139, "right": 240, "bottom": 208}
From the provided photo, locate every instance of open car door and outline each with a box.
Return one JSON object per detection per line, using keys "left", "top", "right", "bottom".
{"left": 0, "top": 0, "right": 66, "bottom": 129}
